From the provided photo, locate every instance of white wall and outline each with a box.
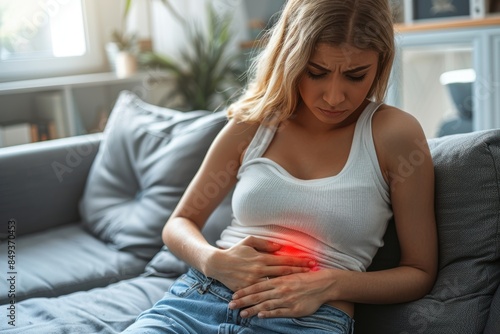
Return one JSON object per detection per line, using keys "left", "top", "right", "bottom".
{"left": 94, "top": 0, "right": 122, "bottom": 46}
{"left": 150, "top": 0, "right": 249, "bottom": 60}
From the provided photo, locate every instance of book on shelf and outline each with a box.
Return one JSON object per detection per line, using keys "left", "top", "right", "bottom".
{"left": 0, "top": 120, "right": 57, "bottom": 148}
{"left": 35, "top": 91, "right": 67, "bottom": 139}
{"left": 30, "top": 120, "right": 57, "bottom": 142}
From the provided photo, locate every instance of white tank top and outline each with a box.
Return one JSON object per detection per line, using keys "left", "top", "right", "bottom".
{"left": 216, "top": 102, "right": 393, "bottom": 272}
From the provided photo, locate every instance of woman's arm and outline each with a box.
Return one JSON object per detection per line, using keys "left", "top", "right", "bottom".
{"left": 163, "top": 119, "right": 314, "bottom": 292}
{"left": 330, "top": 108, "right": 438, "bottom": 304}
{"left": 229, "top": 108, "right": 438, "bottom": 317}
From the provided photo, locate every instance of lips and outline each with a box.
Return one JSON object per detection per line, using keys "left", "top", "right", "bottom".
{"left": 318, "top": 107, "right": 345, "bottom": 116}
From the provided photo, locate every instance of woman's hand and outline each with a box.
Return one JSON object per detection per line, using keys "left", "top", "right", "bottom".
{"left": 206, "top": 236, "right": 316, "bottom": 292}
{"left": 228, "top": 269, "right": 336, "bottom": 319}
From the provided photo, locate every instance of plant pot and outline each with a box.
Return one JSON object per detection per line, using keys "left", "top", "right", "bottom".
{"left": 115, "top": 51, "right": 137, "bottom": 78}
{"left": 105, "top": 42, "right": 121, "bottom": 72}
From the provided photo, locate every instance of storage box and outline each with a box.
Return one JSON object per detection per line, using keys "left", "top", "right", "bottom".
{"left": 404, "top": 0, "right": 486, "bottom": 24}
{"left": 0, "top": 123, "right": 32, "bottom": 147}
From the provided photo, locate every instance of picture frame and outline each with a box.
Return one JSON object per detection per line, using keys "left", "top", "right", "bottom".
{"left": 404, "top": 0, "right": 486, "bottom": 24}
{"left": 489, "top": 0, "right": 500, "bottom": 14}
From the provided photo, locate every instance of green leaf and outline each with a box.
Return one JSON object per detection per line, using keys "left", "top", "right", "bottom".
{"left": 123, "top": 0, "right": 133, "bottom": 20}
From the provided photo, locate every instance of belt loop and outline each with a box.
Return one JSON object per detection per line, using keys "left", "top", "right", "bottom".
{"left": 198, "top": 275, "right": 214, "bottom": 294}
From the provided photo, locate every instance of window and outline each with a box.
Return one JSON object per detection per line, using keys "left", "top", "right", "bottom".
{"left": 0, "top": 0, "right": 104, "bottom": 81}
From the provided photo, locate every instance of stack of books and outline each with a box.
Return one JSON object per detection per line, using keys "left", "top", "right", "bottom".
{"left": 0, "top": 120, "right": 58, "bottom": 147}
{"left": 0, "top": 91, "right": 67, "bottom": 148}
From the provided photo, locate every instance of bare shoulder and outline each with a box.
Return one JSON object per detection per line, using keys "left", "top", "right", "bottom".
{"left": 220, "top": 118, "right": 260, "bottom": 139}
{"left": 371, "top": 104, "right": 430, "bottom": 175}
{"left": 210, "top": 118, "right": 260, "bottom": 162}
{"left": 217, "top": 118, "right": 260, "bottom": 146}
{"left": 372, "top": 104, "right": 425, "bottom": 143}
{"left": 372, "top": 105, "right": 427, "bottom": 152}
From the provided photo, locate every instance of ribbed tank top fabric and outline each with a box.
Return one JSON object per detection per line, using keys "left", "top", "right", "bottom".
{"left": 216, "top": 103, "right": 393, "bottom": 272}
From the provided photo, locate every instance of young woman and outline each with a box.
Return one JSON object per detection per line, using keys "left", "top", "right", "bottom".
{"left": 123, "top": 0, "right": 437, "bottom": 333}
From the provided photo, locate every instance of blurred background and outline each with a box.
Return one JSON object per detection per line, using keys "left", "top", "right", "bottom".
{"left": 0, "top": 0, "right": 499, "bottom": 148}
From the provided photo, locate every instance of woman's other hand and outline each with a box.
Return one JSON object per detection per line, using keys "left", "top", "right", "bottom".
{"left": 228, "top": 268, "right": 338, "bottom": 319}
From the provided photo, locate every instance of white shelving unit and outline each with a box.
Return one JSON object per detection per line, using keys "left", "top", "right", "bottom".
{"left": 387, "top": 17, "right": 500, "bottom": 137}
{"left": 0, "top": 71, "right": 168, "bottom": 145}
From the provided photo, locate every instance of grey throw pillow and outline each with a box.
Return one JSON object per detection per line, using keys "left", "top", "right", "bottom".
{"left": 79, "top": 91, "right": 228, "bottom": 260}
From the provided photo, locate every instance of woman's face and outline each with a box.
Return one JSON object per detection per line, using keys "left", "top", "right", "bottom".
{"left": 297, "top": 43, "right": 379, "bottom": 128}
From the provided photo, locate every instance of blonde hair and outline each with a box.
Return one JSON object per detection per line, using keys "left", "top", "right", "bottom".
{"left": 227, "top": 0, "right": 395, "bottom": 123}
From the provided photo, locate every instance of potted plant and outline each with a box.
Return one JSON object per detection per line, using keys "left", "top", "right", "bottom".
{"left": 140, "top": 1, "right": 244, "bottom": 111}
{"left": 106, "top": 0, "right": 139, "bottom": 77}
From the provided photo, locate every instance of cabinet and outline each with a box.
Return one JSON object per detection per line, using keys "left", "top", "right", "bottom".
{"left": 0, "top": 71, "right": 166, "bottom": 147}
{"left": 387, "top": 17, "right": 500, "bottom": 138}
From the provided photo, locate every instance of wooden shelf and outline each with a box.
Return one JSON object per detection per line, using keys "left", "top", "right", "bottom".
{"left": 395, "top": 16, "right": 500, "bottom": 33}
{"left": 241, "top": 17, "right": 500, "bottom": 50}
{"left": 0, "top": 71, "right": 168, "bottom": 140}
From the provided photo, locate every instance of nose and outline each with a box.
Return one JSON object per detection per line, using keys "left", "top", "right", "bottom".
{"left": 323, "top": 77, "right": 346, "bottom": 107}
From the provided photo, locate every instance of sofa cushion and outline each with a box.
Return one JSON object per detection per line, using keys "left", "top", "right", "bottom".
{"left": 355, "top": 129, "right": 500, "bottom": 333}
{"left": 484, "top": 283, "right": 500, "bottom": 334}
{"left": 79, "top": 91, "right": 228, "bottom": 260}
{"left": 0, "top": 223, "right": 148, "bottom": 305}
{"left": 1, "top": 275, "right": 173, "bottom": 334}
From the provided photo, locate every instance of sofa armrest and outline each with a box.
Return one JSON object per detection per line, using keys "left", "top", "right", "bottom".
{"left": 0, "top": 133, "right": 102, "bottom": 238}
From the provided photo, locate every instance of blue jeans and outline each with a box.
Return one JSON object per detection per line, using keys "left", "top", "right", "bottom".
{"left": 122, "top": 268, "right": 354, "bottom": 334}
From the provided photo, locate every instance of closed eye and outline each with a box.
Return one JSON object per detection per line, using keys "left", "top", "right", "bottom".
{"left": 346, "top": 74, "right": 367, "bottom": 82}
{"left": 307, "top": 70, "right": 367, "bottom": 82}
{"left": 306, "top": 70, "right": 327, "bottom": 80}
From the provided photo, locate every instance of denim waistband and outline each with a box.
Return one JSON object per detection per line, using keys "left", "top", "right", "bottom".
{"left": 185, "top": 267, "right": 354, "bottom": 333}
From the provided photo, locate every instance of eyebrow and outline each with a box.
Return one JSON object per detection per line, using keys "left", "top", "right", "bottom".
{"left": 308, "top": 62, "right": 372, "bottom": 74}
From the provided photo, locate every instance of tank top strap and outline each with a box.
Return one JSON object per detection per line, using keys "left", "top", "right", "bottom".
{"left": 355, "top": 101, "right": 390, "bottom": 195}
{"left": 356, "top": 101, "right": 383, "bottom": 132}
{"left": 241, "top": 121, "right": 278, "bottom": 164}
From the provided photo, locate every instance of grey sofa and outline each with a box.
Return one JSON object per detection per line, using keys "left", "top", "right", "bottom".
{"left": 0, "top": 91, "right": 499, "bottom": 333}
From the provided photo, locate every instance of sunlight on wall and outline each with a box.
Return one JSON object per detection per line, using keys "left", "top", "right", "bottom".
{"left": 51, "top": 1, "right": 86, "bottom": 57}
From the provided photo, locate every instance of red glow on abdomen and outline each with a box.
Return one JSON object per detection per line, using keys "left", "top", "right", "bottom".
{"left": 273, "top": 244, "right": 319, "bottom": 270}
{"left": 274, "top": 244, "right": 305, "bottom": 257}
